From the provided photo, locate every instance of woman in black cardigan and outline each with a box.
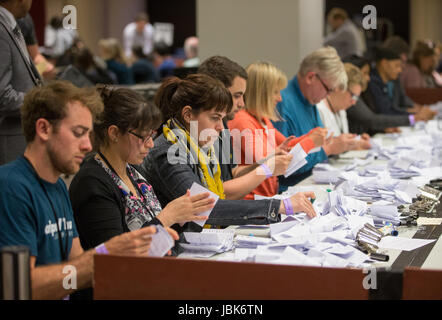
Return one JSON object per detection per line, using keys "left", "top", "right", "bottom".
{"left": 69, "top": 86, "right": 214, "bottom": 251}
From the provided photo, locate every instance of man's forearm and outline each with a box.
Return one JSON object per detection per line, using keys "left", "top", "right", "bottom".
{"left": 31, "top": 249, "right": 95, "bottom": 300}
{"left": 224, "top": 167, "right": 267, "bottom": 200}
{"left": 232, "top": 163, "right": 260, "bottom": 178}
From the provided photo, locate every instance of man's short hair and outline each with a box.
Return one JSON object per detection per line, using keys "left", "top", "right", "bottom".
{"left": 374, "top": 46, "right": 401, "bottom": 62}
{"left": 299, "top": 46, "right": 348, "bottom": 91}
{"left": 382, "top": 36, "right": 410, "bottom": 56}
{"left": 198, "top": 56, "right": 248, "bottom": 88}
{"left": 135, "top": 13, "right": 149, "bottom": 23}
{"left": 21, "top": 81, "right": 104, "bottom": 142}
{"left": 327, "top": 7, "right": 349, "bottom": 21}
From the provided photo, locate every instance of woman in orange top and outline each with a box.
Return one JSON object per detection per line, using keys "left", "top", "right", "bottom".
{"left": 228, "top": 61, "right": 327, "bottom": 199}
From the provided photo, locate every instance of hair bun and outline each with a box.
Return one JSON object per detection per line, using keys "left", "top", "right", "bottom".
{"left": 96, "top": 84, "right": 115, "bottom": 101}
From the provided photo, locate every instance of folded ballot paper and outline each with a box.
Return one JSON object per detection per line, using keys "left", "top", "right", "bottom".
{"left": 284, "top": 143, "right": 308, "bottom": 177}
{"left": 189, "top": 182, "right": 220, "bottom": 227}
{"left": 148, "top": 225, "right": 175, "bottom": 257}
{"left": 179, "top": 229, "right": 235, "bottom": 258}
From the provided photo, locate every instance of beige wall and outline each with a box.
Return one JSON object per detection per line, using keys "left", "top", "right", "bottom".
{"left": 197, "top": 0, "right": 324, "bottom": 77}
{"left": 44, "top": 0, "right": 146, "bottom": 54}
{"left": 410, "top": 0, "right": 442, "bottom": 50}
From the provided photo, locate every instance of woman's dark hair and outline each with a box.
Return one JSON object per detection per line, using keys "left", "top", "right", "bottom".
{"left": 412, "top": 41, "right": 436, "bottom": 68}
{"left": 342, "top": 54, "right": 370, "bottom": 69}
{"left": 73, "top": 48, "right": 95, "bottom": 71}
{"left": 94, "top": 85, "right": 162, "bottom": 148}
{"left": 155, "top": 74, "right": 233, "bottom": 122}
{"left": 50, "top": 16, "right": 63, "bottom": 29}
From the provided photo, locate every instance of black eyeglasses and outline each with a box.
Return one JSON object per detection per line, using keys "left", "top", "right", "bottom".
{"left": 315, "top": 74, "right": 333, "bottom": 94}
{"left": 128, "top": 130, "right": 157, "bottom": 144}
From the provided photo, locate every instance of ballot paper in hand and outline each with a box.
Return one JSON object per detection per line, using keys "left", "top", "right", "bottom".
{"left": 284, "top": 143, "right": 308, "bottom": 177}
{"left": 189, "top": 182, "right": 220, "bottom": 227}
{"left": 148, "top": 225, "right": 175, "bottom": 257}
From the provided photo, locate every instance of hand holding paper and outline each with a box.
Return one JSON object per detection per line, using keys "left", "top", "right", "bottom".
{"left": 148, "top": 225, "right": 177, "bottom": 257}
{"left": 159, "top": 187, "right": 215, "bottom": 226}
{"left": 189, "top": 183, "right": 220, "bottom": 227}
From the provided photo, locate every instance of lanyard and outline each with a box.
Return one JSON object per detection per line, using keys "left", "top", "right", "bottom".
{"left": 97, "top": 151, "right": 141, "bottom": 198}
{"left": 23, "top": 156, "right": 68, "bottom": 261}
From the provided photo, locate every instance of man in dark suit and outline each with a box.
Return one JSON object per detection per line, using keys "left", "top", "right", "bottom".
{"left": 0, "top": 0, "right": 42, "bottom": 165}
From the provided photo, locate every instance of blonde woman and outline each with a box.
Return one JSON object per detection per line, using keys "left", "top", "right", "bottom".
{"left": 98, "top": 38, "right": 134, "bottom": 85}
{"left": 228, "top": 61, "right": 326, "bottom": 199}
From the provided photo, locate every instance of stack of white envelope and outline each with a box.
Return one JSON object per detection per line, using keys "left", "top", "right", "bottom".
{"left": 337, "top": 175, "right": 420, "bottom": 204}
{"left": 179, "top": 229, "right": 235, "bottom": 258}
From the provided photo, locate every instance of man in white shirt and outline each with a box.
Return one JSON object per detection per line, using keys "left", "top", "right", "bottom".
{"left": 123, "top": 12, "right": 154, "bottom": 59}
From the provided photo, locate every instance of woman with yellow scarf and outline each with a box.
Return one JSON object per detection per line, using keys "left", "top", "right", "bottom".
{"left": 142, "top": 74, "right": 316, "bottom": 232}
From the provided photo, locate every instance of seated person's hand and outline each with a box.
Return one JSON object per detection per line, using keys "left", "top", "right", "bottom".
{"left": 384, "top": 127, "right": 401, "bottom": 133}
{"left": 414, "top": 106, "right": 437, "bottom": 121}
{"left": 279, "top": 191, "right": 317, "bottom": 218}
{"left": 259, "top": 152, "right": 293, "bottom": 177}
{"left": 275, "top": 136, "right": 296, "bottom": 154}
{"left": 158, "top": 190, "right": 215, "bottom": 226}
{"left": 104, "top": 226, "right": 157, "bottom": 256}
{"left": 354, "top": 133, "right": 371, "bottom": 150}
{"left": 407, "top": 104, "right": 424, "bottom": 113}
{"left": 165, "top": 227, "right": 179, "bottom": 256}
{"left": 308, "top": 127, "right": 328, "bottom": 147}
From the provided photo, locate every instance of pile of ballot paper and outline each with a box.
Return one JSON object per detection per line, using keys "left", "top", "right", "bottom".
{"left": 178, "top": 229, "right": 235, "bottom": 258}
{"left": 337, "top": 176, "right": 420, "bottom": 204}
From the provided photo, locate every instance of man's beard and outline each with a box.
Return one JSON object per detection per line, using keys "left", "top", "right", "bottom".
{"left": 47, "top": 143, "right": 78, "bottom": 176}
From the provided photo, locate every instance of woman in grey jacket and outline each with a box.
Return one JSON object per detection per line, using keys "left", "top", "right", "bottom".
{"left": 142, "top": 74, "right": 317, "bottom": 233}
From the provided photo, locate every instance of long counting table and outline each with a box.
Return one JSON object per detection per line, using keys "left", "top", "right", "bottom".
{"left": 94, "top": 125, "right": 442, "bottom": 300}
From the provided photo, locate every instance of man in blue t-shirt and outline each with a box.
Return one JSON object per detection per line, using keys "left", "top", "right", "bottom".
{"left": 0, "top": 81, "right": 160, "bottom": 299}
{"left": 273, "top": 46, "right": 358, "bottom": 192}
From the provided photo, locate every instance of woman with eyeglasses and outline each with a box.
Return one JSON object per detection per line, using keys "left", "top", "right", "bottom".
{"left": 316, "top": 63, "right": 371, "bottom": 150}
{"left": 69, "top": 86, "right": 215, "bottom": 253}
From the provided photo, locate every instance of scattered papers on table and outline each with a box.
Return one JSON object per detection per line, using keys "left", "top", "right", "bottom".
{"left": 378, "top": 236, "right": 436, "bottom": 251}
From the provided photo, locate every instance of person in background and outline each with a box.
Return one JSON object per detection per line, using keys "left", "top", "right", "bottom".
{"left": 367, "top": 46, "right": 436, "bottom": 119}
{"left": 0, "top": 81, "right": 158, "bottom": 300}
{"left": 228, "top": 61, "right": 326, "bottom": 199}
{"left": 72, "top": 47, "right": 115, "bottom": 85}
{"left": 316, "top": 63, "right": 370, "bottom": 149}
{"left": 324, "top": 7, "right": 365, "bottom": 58}
{"left": 401, "top": 40, "right": 441, "bottom": 88}
{"left": 153, "top": 41, "right": 176, "bottom": 79}
{"left": 70, "top": 85, "right": 209, "bottom": 250}
{"left": 131, "top": 46, "right": 160, "bottom": 83}
{"left": 142, "top": 74, "right": 317, "bottom": 235}
{"left": 198, "top": 56, "right": 301, "bottom": 200}
{"left": 98, "top": 38, "right": 134, "bottom": 85}
{"left": 123, "top": 12, "right": 154, "bottom": 60}
{"left": 42, "top": 16, "right": 77, "bottom": 66}
{"left": 183, "top": 36, "right": 199, "bottom": 68}
{"left": 343, "top": 55, "right": 426, "bottom": 135}
{"left": 17, "top": 13, "right": 55, "bottom": 80}
{"left": 0, "top": 0, "right": 42, "bottom": 166}
{"left": 272, "top": 46, "right": 358, "bottom": 191}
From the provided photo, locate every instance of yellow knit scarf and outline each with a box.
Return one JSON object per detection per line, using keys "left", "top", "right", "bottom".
{"left": 163, "top": 119, "right": 225, "bottom": 199}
